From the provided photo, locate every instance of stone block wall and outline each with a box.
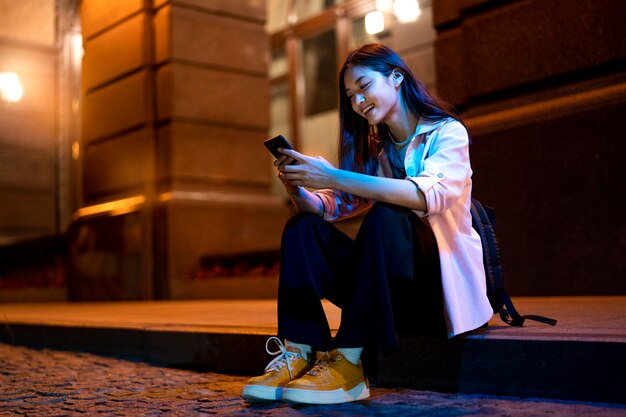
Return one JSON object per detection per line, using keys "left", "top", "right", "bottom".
{"left": 0, "top": 0, "right": 57, "bottom": 245}
{"left": 434, "top": 0, "right": 626, "bottom": 295}
{"left": 152, "top": 0, "right": 288, "bottom": 299}
{"left": 70, "top": 0, "right": 153, "bottom": 300}
{"left": 71, "top": 0, "right": 288, "bottom": 300}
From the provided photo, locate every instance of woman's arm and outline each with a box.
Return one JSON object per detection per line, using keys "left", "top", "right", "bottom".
{"left": 406, "top": 121, "right": 471, "bottom": 214}
{"left": 275, "top": 157, "right": 324, "bottom": 215}
{"left": 330, "top": 169, "right": 426, "bottom": 211}
{"left": 278, "top": 149, "right": 426, "bottom": 212}
{"left": 284, "top": 181, "right": 324, "bottom": 215}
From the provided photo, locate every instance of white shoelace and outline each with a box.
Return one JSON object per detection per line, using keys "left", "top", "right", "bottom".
{"left": 264, "top": 336, "right": 301, "bottom": 380}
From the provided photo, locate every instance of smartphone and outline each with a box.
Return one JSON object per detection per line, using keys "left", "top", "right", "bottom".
{"left": 264, "top": 135, "right": 297, "bottom": 164}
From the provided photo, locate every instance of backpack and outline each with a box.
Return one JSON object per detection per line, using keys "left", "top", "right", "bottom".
{"left": 470, "top": 198, "right": 557, "bottom": 327}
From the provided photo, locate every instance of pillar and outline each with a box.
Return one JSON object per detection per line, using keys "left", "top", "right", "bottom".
{"left": 71, "top": 0, "right": 289, "bottom": 300}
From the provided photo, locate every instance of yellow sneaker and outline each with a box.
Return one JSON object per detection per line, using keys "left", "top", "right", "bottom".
{"left": 282, "top": 349, "right": 370, "bottom": 404}
{"left": 242, "top": 337, "right": 312, "bottom": 402}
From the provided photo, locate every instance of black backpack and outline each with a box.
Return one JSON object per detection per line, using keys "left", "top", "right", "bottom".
{"left": 470, "top": 198, "right": 557, "bottom": 327}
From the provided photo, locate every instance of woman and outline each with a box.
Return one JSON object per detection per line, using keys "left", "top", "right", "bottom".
{"left": 242, "top": 43, "right": 493, "bottom": 405}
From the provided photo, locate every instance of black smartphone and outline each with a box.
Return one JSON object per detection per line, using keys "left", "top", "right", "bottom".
{"left": 264, "top": 135, "right": 297, "bottom": 164}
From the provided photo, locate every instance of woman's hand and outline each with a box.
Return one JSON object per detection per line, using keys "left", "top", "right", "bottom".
{"left": 277, "top": 171, "right": 300, "bottom": 196}
{"left": 273, "top": 148, "right": 328, "bottom": 215}
{"left": 276, "top": 148, "right": 337, "bottom": 190}
{"left": 274, "top": 152, "right": 300, "bottom": 195}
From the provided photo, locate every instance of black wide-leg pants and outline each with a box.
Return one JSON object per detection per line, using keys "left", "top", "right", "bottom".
{"left": 277, "top": 203, "right": 446, "bottom": 353}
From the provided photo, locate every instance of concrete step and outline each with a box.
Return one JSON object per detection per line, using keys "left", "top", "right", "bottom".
{"left": 0, "top": 296, "right": 624, "bottom": 404}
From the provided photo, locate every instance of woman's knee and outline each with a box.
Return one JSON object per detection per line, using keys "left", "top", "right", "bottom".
{"left": 282, "top": 212, "right": 328, "bottom": 245}
{"left": 284, "top": 211, "right": 324, "bottom": 233}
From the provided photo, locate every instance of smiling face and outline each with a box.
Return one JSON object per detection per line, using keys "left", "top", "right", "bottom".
{"left": 343, "top": 65, "right": 401, "bottom": 125}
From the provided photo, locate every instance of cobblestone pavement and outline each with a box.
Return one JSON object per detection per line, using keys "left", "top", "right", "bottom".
{"left": 1, "top": 343, "right": 625, "bottom": 417}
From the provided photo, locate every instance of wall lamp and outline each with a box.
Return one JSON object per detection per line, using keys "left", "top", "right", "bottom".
{"left": 366, "top": 0, "right": 422, "bottom": 34}
{"left": 0, "top": 72, "right": 24, "bottom": 103}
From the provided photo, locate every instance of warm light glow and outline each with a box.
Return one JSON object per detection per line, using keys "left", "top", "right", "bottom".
{"left": 74, "top": 195, "right": 146, "bottom": 219}
{"left": 72, "top": 33, "right": 84, "bottom": 62}
{"left": 72, "top": 141, "right": 80, "bottom": 160}
{"left": 376, "top": 0, "right": 393, "bottom": 12}
{"left": 365, "top": 11, "right": 385, "bottom": 35}
{"left": 0, "top": 72, "right": 24, "bottom": 103}
{"left": 393, "top": 0, "right": 421, "bottom": 23}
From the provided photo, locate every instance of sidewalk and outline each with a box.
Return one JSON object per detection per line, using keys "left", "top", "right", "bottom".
{"left": 3, "top": 342, "right": 626, "bottom": 417}
{"left": 1, "top": 296, "right": 625, "bottom": 405}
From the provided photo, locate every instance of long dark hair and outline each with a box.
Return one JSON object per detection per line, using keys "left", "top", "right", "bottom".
{"left": 338, "top": 43, "right": 461, "bottom": 183}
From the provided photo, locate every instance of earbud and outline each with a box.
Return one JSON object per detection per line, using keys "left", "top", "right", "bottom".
{"left": 392, "top": 72, "right": 402, "bottom": 86}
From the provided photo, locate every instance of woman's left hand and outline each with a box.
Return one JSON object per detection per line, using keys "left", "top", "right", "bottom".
{"left": 277, "top": 148, "right": 338, "bottom": 190}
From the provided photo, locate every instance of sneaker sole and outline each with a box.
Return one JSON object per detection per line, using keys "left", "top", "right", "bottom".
{"left": 242, "top": 385, "right": 282, "bottom": 402}
{"left": 282, "top": 381, "right": 370, "bottom": 404}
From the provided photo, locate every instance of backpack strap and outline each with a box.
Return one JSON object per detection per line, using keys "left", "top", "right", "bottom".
{"left": 497, "top": 287, "right": 557, "bottom": 326}
{"left": 470, "top": 198, "right": 500, "bottom": 309}
{"left": 471, "top": 198, "right": 557, "bottom": 327}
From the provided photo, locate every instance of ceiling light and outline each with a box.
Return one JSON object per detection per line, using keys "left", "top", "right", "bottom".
{"left": 376, "top": 0, "right": 393, "bottom": 12}
{"left": 393, "top": 0, "right": 421, "bottom": 23}
{"left": 0, "top": 72, "right": 23, "bottom": 103}
{"left": 365, "top": 11, "right": 385, "bottom": 35}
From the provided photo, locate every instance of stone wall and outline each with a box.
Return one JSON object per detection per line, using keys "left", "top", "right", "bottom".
{"left": 71, "top": 0, "right": 289, "bottom": 300}
{"left": 0, "top": 0, "right": 57, "bottom": 245}
{"left": 434, "top": 0, "right": 626, "bottom": 295}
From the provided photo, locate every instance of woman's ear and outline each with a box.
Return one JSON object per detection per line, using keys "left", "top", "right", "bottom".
{"left": 391, "top": 70, "right": 404, "bottom": 87}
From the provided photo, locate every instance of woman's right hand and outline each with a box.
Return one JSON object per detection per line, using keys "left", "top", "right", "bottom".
{"left": 274, "top": 152, "right": 300, "bottom": 195}
{"left": 274, "top": 149, "right": 326, "bottom": 216}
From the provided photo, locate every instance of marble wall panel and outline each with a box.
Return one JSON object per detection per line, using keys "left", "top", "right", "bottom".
{"left": 434, "top": 0, "right": 626, "bottom": 295}
{"left": 160, "top": 199, "right": 290, "bottom": 284}
{"left": 459, "top": 0, "right": 495, "bottom": 10}
{"left": 0, "top": 146, "right": 55, "bottom": 189}
{"left": 0, "top": 191, "right": 55, "bottom": 231}
{"left": 436, "top": 0, "right": 626, "bottom": 104}
{"left": 82, "top": 70, "right": 149, "bottom": 143}
{"left": 156, "top": 63, "right": 268, "bottom": 129}
{"left": 0, "top": 0, "right": 55, "bottom": 46}
{"left": 432, "top": 0, "right": 460, "bottom": 28}
{"left": 82, "top": 13, "right": 147, "bottom": 91}
{"left": 154, "top": 4, "right": 267, "bottom": 74}
{"left": 469, "top": 97, "right": 626, "bottom": 295}
{"left": 81, "top": 0, "right": 144, "bottom": 39}
{"left": 157, "top": 122, "right": 271, "bottom": 186}
{"left": 67, "top": 210, "right": 147, "bottom": 300}
{"left": 74, "top": 0, "right": 276, "bottom": 300}
{"left": 434, "top": 28, "right": 465, "bottom": 105}
{"left": 153, "top": 5, "right": 171, "bottom": 65}
{"left": 153, "top": 0, "right": 265, "bottom": 22}
{"left": 462, "top": 0, "right": 626, "bottom": 98}
{"left": 83, "top": 128, "right": 151, "bottom": 199}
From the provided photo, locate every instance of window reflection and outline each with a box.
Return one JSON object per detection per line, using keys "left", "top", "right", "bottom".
{"left": 269, "top": 80, "right": 291, "bottom": 196}
{"left": 270, "top": 46, "right": 288, "bottom": 80}
{"left": 270, "top": 82, "right": 291, "bottom": 140}
{"left": 301, "top": 30, "right": 339, "bottom": 164}
{"left": 302, "top": 30, "right": 337, "bottom": 117}
{"left": 352, "top": 16, "right": 381, "bottom": 48}
{"left": 294, "top": 0, "right": 341, "bottom": 21}
{"left": 267, "top": 0, "right": 290, "bottom": 33}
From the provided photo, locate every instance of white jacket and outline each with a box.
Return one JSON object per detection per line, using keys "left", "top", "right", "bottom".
{"left": 315, "top": 118, "right": 493, "bottom": 337}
